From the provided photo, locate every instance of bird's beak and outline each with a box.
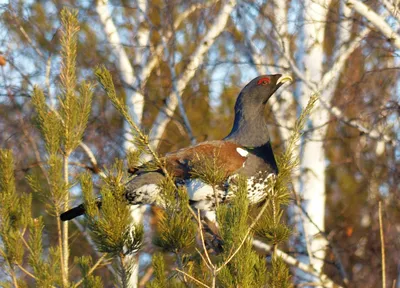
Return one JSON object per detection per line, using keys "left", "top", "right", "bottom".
{"left": 277, "top": 75, "right": 293, "bottom": 85}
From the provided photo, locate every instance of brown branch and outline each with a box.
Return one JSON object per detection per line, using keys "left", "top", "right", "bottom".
{"left": 175, "top": 252, "right": 189, "bottom": 287}
{"left": 252, "top": 239, "right": 343, "bottom": 288}
{"left": 73, "top": 254, "right": 108, "bottom": 288}
{"left": 196, "top": 210, "right": 214, "bottom": 270}
{"left": 175, "top": 268, "right": 211, "bottom": 288}
{"left": 216, "top": 197, "right": 271, "bottom": 273}
{"left": 71, "top": 219, "right": 117, "bottom": 277}
{"left": 138, "top": 266, "right": 153, "bottom": 287}
{"left": 16, "top": 263, "right": 36, "bottom": 280}
{"left": 294, "top": 198, "right": 350, "bottom": 285}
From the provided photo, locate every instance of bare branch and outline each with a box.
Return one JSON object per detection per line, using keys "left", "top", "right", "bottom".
{"left": 196, "top": 210, "right": 214, "bottom": 270}
{"left": 73, "top": 254, "right": 108, "bottom": 288}
{"left": 252, "top": 239, "right": 343, "bottom": 288}
{"left": 381, "top": 0, "right": 400, "bottom": 24}
{"left": 321, "top": 100, "right": 396, "bottom": 145}
{"left": 96, "top": 0, "right": 145, "bottom": 154}
{"left": 175, "top": 268, "right": 211, "bottom": 288}
{"left": 149, "top": 0, "right": 237, "bottom": 149}
{"left": 346, "top": 0, "right": 400, "bottom": 49}
{"left": 72, "top": 219, "right": 117, "bottom": 277}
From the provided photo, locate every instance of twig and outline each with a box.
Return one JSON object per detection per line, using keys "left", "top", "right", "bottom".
{"left": 138, "top": 266, "right": 154, "bottom": 287}
{"left": 196, "top": 210, "right": 214, "bottom": 270}
{"left": 56, "top": 210, "right": 65, "bottom": 285}
{"left": 195, "top": 210, "right": 217, "bottom": 287}
{"left": 10, "top": 268, "right": 19, "bottom": 288}
{"left": 195, "top": 247, "right": 213, "bottom": 270}
{"left": 252, "top": 239, "right": 343, "bottom": 288}
{"left": 379, "top": 201, "right": 386, "bottom": 288}
{"left": 78, "top": 142, "right": 106, "bottom": 178}
{"left": 62, "top": 153, "right": 70, "bottom": 287}
{"left": 73, "top": 254, "right": 108, "bottom": 288}
{"left": 16, "top": 263, "right": 36, "bottom": 280}
{"left": 175, "top": 252, "right": 189, "bottom": 287}
{"left": 295, "top": 199, "right": 350, "bottom": 284}
{"left": 175, "top": 268, "right": 211, "bottom": 288}
{"left": 19, "top": 230, "right": 35, "bottom": 256}
{"left": 72, "top": 219, "right": 117, "bottom": 276}
{"left": 291, "top": 188, "right": 315, "bottom": 267}
{"left": 216, "top": 197, "right": 271, "bottom": 272}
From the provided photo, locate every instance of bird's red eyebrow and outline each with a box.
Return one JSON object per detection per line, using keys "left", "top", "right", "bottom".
{"left": 257, "top": 77, "right": 270, "bottom": 85}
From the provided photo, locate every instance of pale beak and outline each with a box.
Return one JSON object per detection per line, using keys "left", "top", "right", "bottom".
{"left": 277, "top": 75, "right": 293, "bottom": 85}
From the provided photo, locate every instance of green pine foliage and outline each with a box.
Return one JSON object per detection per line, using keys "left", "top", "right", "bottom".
{"left": 267, "top": 257, "right": 291, "bottom": 288}
{"left": 74, "top": 256, "right": 104, "bottom": 288}
{"left": 0, "top": 150, "right": 64, "bottom": 287}
{"left": 154, "top": 180, "right": 196, "bottom": 252}
{"left": 28, "top": 218, "right": 63, "bottom": 287}
{"left": 147, "top": 253, "right": 167, "bottom": 288}
{"left": 59, "top": 9, "right": 93, "bottom": 155}
{"left": 0, "top": 8, "right": 103, "bottom": 287}
{"left": 0, "top": 150, "right": 32, "bottom": 284}
{"left": 81, "top": 164, "right": 144, "bottom": 256}
{"left": 217, "top": 176, "right": 268, "bottom": 287}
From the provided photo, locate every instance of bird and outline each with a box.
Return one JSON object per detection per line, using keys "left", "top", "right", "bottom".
{"left": 60, "top": 74, "right": 292, "bottom": 222}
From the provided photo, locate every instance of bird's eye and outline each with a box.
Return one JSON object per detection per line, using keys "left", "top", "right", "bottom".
{"left": 257, "top": 77, "right": 270, "bottom": 85}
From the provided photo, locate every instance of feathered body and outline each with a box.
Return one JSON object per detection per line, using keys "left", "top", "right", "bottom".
{"left": 60, "top": 74, "right": 292, "bottom": 221}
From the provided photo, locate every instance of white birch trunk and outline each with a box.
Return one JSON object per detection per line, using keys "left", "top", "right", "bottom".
{"left": 299, "top": 0, "right": 332, "bottom": 278}
{"left": 271, "top": 0, "right": 297, "bottom": 143}
{"left": 125, "top": 1, "right": 149, "bottom": 286}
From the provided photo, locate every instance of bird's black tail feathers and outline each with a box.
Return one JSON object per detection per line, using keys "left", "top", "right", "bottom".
{"left": 60, "top": 199, "right": 102, "bottom": 221}
{"left": 60, "top": 204, "right": 85, "bottom": 221}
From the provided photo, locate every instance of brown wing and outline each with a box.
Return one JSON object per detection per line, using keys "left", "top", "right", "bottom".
{"left": 164, "top": 141, "right": 247, "bottom": 179}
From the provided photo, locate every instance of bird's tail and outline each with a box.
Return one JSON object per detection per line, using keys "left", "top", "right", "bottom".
{"left": 60, "top": 204, "right": 85, "bottom": 221}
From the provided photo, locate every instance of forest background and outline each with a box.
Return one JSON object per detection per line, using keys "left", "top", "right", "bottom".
{"left": 0, "top": 0, "right": 399, "bottom": 287}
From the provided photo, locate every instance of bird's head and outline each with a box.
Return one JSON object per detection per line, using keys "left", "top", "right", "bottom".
{"left": 239, "top": 74, "right": 293, "bottom": 106}
{"left": 226, "top": 74, "right": 293, "bottom": 145}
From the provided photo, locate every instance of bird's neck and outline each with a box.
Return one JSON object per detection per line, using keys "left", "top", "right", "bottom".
{"left": 224, "top": 105, "right": 271, "bottom": 147}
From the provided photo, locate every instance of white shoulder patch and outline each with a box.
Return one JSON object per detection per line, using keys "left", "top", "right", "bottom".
{"left": 236, "top": 147, "right": 248, "bottom": 157}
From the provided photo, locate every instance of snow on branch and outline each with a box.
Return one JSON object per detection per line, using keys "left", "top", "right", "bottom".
{"left": 346, "top": 0, "right": 400, "bottom": 50}
{"left": 149, "top": 0, "right": 237, "bottom": 149}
